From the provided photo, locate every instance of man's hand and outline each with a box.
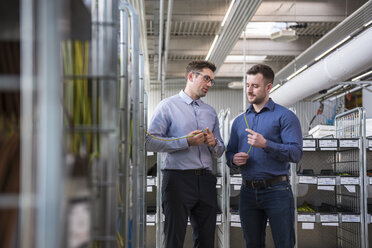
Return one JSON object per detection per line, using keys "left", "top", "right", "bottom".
{"left": 204, "top": 127, "right": 216, "bottom": 147}
{"left": 186, "top": 130, "right": 205, "bottom": 146}
{"left": 246, "top": 128, "right": 267, "bottom": 148}
{"left": 232, "top": 152, "right": 249, "bottom": 166}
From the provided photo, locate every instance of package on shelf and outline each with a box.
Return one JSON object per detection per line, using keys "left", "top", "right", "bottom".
{"left": 308, "top": 124, "right": 335, "bottom": 138}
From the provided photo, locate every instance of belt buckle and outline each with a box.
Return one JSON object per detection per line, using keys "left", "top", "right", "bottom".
{"left": 251, "top": 180, "right": 266, "bottom": 189}
{"left": 195, "top": 170, "right": 201, "bottom": 176}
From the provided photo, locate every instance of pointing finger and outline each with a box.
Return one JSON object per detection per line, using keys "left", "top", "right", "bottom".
{"left": 246, "top": 128, "right": 255, "bottom": 134}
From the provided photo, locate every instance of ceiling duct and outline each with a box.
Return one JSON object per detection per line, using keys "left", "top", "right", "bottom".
{"left": 273, "top": 1, "right": 372, "bottom": 86}
{"left": 207, "top": 0, "right": 262, "bottom": 72}
{"left": 270, "top": 27, "right": 372, "bottom": 107}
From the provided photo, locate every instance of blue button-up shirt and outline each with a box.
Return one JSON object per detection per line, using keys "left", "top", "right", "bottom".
{"left": 226, "top": 98, "right": 303, "bottom": 180}
{"left": 146, "top": 90, "right": 225, "bottom": 171}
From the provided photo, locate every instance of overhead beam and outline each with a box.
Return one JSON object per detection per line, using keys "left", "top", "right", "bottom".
{"left": 145, "top": 0, "right": 361, "bottom": 22}
{"left": 146, "top": 36, "right": 314, "bottom": 57}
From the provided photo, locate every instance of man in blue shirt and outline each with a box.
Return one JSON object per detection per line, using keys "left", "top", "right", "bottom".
{"left": 146, "top": 60, "right": 225, "bottom": 248}
{"left": 226, "top": 64, "right": 302, "bottom": 248}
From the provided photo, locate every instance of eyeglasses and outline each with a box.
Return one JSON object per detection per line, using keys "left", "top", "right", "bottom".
{"left": 193, "top": 71, "right": 215, "bottom": 86}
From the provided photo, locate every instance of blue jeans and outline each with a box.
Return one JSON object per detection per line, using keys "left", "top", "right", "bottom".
{"left": 239, "top": 181, "right": 295, "bottom": 248}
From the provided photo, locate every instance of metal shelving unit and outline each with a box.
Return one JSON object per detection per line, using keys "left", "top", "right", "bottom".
{"left": 118, "top": 1, "right": 147, "bottom": 247}
{"left": 216, "top": 109, "right": 231, "bottom": 248}
{"left": 366, "top": 136, "right": 372, "bottom": 247}
{"left": 295, "top": 108, "right": 367, "bottom": 248}
{"left": 0, "top": 1, "right": 148, "bottom": 247}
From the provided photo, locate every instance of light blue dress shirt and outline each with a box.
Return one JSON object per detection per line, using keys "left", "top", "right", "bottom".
{"left": 146, "top": 90, "right": 225, "bottom": 171}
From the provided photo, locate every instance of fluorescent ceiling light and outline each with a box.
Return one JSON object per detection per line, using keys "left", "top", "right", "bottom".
{"left": 270, "top": 84, "right": 281, "bottom": 93}
{"left": 315, "top": 36, "right": 351, "bottom": 61}
{"left": 228, "top": 81, "right": 244, "bottom": 89}
{"left": 286, "top": 65, "right": 308, "bottom": 80}
{"left": 224, "top": 55, "right": 266, "bottom": 63}
{"left": 205, "top": 35, "right": 219, "bottom": 60}
{"left": 242, "top": 22, "right": 276, "bottom": 37}
{"left": 351, "top": 70, "right": 372, "bottom": 81}
{"left": 221, "top": 0, "right": 236, "bottom": 27}
{"left": 241, "top": 22, "right": 297, "bottom": 38}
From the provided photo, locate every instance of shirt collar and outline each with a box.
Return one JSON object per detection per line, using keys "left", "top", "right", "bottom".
{"left": 179, "top": 90, "right": 202, "bottom": 106}
{"left": 246, "top": 98, "right": 275, "bottom": 114}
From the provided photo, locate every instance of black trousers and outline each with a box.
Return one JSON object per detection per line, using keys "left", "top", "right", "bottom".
{"left": 161, "top": 170, "right": 217, "bottom": 248}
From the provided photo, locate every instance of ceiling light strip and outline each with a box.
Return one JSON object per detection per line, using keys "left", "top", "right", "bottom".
{"left": 207, "top": 0, "right": 262, "bottom": 69}
{"left": 314, "top": 36, "right": 351, "bottom": 61}
{"left": 221, "top": 0, "right": 236, "bottom": 27}
{"left": 351, "top": 70, "right": 372, "bottom": 81}
{"left": 205, "top": 35, "right": 219, "bottom": 60}
{"left": 286, "top": 65, "right": 308, "bottom": 81}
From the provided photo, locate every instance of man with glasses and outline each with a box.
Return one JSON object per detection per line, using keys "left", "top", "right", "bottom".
{"left": 146, "top": 60, "right": 224, "bottom": 248}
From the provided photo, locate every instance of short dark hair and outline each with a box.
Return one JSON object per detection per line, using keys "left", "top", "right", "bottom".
{"left": 247, "top": 64, "right": 275, "bottom": 85}
{"left": 185, "top": 60, "right": 216, "bottom": 80}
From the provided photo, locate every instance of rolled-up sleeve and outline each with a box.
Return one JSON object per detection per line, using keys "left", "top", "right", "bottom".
{"left": 145, "top": 101, "right": 189, "bottom": 153}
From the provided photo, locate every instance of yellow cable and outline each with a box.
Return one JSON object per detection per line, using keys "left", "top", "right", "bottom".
{"left": 145, "top": 129, "right": 207, "bottom": 141}
{"left": 243, "top": 113, "right": 253, "bottom": 154}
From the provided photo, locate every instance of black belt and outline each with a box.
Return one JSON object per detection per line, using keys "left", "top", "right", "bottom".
{"left": 163, "top": 168, "right": 211, "bottom": 176}
{"left": 243, "top": 175, "right": 288, "bottom": 189}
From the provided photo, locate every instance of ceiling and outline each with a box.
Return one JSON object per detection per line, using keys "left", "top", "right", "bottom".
{"left": 144, "top": 0, "right": 368, "bottom": 87}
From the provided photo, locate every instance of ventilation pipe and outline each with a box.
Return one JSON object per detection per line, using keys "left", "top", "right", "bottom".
{"left": 270, "top": 27, "right": 372, "bottom": 107}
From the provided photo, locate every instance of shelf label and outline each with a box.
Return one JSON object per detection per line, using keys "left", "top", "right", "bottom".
{"left": 230, "top": 176, "right": 242, "bottom": 185}
{"left": 303, "top": 139, "right": 316, "bottom": 148}
{"left": 341, "top": 214, "right": 360, "bottom": 222}
{"left": 217, "top": 214, "right": 222, "bottom": 222}
{"left": 147, "top": 177, "right": 156, "bottom": 186}
{"left": 230, "top": 214, "right": 240, "bottom": 222}
{"left": 231, "top": 222, "right": 241, "bottom": 227}
{"left": 146, "top": 186, "right": 153, "bottom": 192}
{"left": 299, "top": 176, "right": 317, "bottom": 184}
{"left": 339, "top": 139, "right": 359, "bottom": 148}
{"left": 233, "top": 185, "right": 241, "bottom": 191}
{"left": 322, "top": 222, "right": 339, "bottom": 226}
{"left": 368, "top": 139, "right": 372, "bottom": 149}
{"left": 320, "top": 214, "right": 338, "bottom": 222}
{"left": 147, "top": 214, "right": 156, "bottom": 223}
{"left": 217, "top": 177, "right": 222, "bottom": 185}
{"left": 318, "top": 139, "right": 337, "bottom": 148}
{"left": 298, "top": 214, "right": 316, "bottom": 222}
{"left": 317, "top": 186, "right": 335, "bottom": 191}
{"left": 318, "top": 177, "right": 336, "bottom": 185}
{"left": 302, "top": 223, "right": 314, "bottom": 229}
{"left": 303, "top": 148, "right": 316, "bottom": 151}
{"left": 344, "top": 185, "right": 356, "bottom": 193}
{"left": 216, "top": 185, "right": 221, "bottom": 189}
{"left": 369, "top": 177, "right": 372, "bottom": 185}
{"left": 340, "top": 177, "right": 359, "bottom": 185}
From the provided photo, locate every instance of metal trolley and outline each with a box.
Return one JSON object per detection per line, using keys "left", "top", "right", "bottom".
{"left": 295, "top": 107, "right": 367, "bottom": 248}
{"left": 335, "top": 108, "right": 367, "bottom": 248}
